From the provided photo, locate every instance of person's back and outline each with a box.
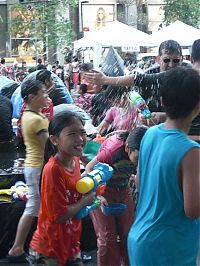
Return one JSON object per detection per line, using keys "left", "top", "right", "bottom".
{"left": 189, "top": 39, "right": 200, "bottom": 143}
{"left": 0, "top": 95, "right": 14, "bottom": 142}
{"left": 129, "top": 125, "right": 199, "bottom": 265}
{"left": 36, "top": 59, "right": 46, "bottom": 71}
{"left": 0, "top": 95, "right": 16, "bottom": 169}
{"left": 128, "top": 67, "right": 200, "bottom": 266}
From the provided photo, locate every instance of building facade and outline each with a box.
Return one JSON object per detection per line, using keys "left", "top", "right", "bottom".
{"left": 0, "top": 0, "right": 165, "bottom": 60}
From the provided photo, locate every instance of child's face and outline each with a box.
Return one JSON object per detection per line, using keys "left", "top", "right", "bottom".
{"left": 54, "top": 120, "right": 87, "bottom": 158}
{"left": 127, "top": 148, "right": 139, "bottom": 167}
{"left": 31, "top": 85, "right": 48, "bottom": 109}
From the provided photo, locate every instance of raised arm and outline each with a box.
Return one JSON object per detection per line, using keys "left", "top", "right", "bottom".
{"left": 84, "top": 71, "right": 134, "bottom": 87}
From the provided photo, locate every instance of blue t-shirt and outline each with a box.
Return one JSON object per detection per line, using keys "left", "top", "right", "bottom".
{"left": 128, "top": 124, "right": 200, "bottom": 266}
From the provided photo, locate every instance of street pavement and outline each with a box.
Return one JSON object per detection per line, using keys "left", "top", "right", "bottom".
{"left": 0, "top": 250, "right": 97, "bottom": 266}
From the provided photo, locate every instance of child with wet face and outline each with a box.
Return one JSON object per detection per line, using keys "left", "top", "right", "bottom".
{"left": 28, "top": 111, "right": 95, "bottom": 266}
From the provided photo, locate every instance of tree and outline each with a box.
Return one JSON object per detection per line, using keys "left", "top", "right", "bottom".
{"left": 10, "top": 0, "right": 76, "bottom": 59}
{"left": 164, "top": 0, "right": 200, "bottom": 28}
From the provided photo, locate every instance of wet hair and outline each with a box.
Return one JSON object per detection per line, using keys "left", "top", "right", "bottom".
{"left": 79, "top": 84, "right": 87, "bottom": 94}
{"left": 36, "top": 69, "right": 52, "bottom": 83}
{"left": 44, "top": 111, "right": 84, "bottom": 164}
{"left": 158, "top": 40, "right": 182, "bottom": 56}
{"left": 191, "top": 39, "right": 200, "bottom": 62}
{"left": 160, "top": 66, "right": 200, "bottom": 119}
{"left": 126, "top": 127, "right": 148, "bottom": 151}
{"left": 21, "top": 79, "right": 43, "bottom": 101}
{"left": 104, "top": 85, "right": 129, "bottom": 102}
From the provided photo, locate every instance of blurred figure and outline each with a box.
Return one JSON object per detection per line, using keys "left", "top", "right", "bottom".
{"left": 44, "top": 59, "right": 52, "bottom": 72}
{"left": 22, "top": 61, "right": 28, "bottom": 73}
{"left": 191, "top": 39, "right": 200, "bottom": 75}
{"left": 189, "top": 39, "right": 200, "bottom": 144}
{"left": 63, "top": 58, "right": 72, "bottom": 91}
{"left": 75, "top": 84, "right": 94, "bottom": 114}
{"left": 36, "top": 59, "right": 46, "bottom": 70}
{"left": 0, "top": 95, "right": 16, "bottom": 169}
{"left": 52, "top": 61, "right": 60, "bottom": 73}
{"left": 78, "top": 63, "right": 94, "bottom": 94}
{"left": 71, "top": 57, "right": 80, "bottom": 90}
{"left": 0, "top": 58, "right": 8, "bottom": 76}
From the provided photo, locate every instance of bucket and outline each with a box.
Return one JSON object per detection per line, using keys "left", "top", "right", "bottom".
{"left": 83, "top": 141, "right": 101, "bottom": 161}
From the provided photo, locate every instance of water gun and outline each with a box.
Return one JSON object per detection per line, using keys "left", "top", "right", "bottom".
{"left": 129, "top": 91, "right": 151, "bottom": 119}
{"left": 75, "top": 163, "right": 113, "bottom": 219}
{"left": 0, "top": 181, "right": 28, "bottom": 201}
{"left": 75, "top": 198, "right": 101, "bottom": 219}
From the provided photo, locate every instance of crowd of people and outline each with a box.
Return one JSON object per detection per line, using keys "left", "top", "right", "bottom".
{"left": 0, "top": 38, "right": 199, "bottom": 266}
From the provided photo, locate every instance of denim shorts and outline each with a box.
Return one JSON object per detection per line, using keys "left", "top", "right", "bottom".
{"left": 23, "top": 167, "right": 41, "bottom": 217}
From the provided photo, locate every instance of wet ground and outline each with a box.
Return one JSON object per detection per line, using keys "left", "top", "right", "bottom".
{"left": 0, "top": 250, "right": 97, "bottom": 266}
{"left": 0, "top": 149, "right": 97, "bottom": 266}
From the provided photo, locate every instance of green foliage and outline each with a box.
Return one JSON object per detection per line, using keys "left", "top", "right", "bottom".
{"left": 164, "top": 0, "right": 200, "bottom": 28}
{"left": 10, "top": 0, "right": 77, "bottom": 56}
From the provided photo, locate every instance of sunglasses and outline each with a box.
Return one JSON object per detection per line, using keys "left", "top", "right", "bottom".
{"left": 162, "top": 58, "right": 181, "bottom": 64}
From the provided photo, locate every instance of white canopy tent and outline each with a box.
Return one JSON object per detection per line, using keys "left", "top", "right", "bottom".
{"left": 149, "top": 20, "right": 200, "bottom": 46}
{"left": 74, "top": 20, "right": 155, "bottom": 50}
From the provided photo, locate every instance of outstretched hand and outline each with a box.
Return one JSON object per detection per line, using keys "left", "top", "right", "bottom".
{"left": 83, "top": 70, "right": 106, "bottom": 85}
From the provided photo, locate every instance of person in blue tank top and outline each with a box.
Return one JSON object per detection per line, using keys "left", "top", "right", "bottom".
{"left": 128, "top": 66, "right": 200, "bottom": 266}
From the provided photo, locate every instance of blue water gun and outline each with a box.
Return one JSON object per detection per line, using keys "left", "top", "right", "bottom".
{"left": 75, "top": 163, "right": 113, "bottom": 219}
{"left": 76, "top": 199, "right": 101, "bottom": 219}
{"left": 129, "top": 91, "right": 151, "bottom": 119}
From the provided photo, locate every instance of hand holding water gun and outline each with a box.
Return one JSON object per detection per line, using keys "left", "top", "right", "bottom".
{"left": 129, "top": 91, "right": 151, "bottom": 119}
{"left": 75, "top": 163, "right": 113, "bottom": 219}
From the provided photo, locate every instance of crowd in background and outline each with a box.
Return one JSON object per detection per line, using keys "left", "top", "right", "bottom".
{"left": 0, "top": 39, "right": 199, "bottom": 266}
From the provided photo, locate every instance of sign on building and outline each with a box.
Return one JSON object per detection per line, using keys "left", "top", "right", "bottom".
{"left": 82, "top": 4, "right": 115, "bottom": 32}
